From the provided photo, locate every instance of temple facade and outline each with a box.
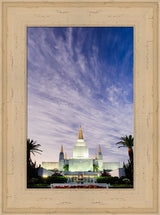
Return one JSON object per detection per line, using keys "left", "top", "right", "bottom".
{"left": 59, "top": 126, "right": 103, "bottom": 172}
{"left": 42, "top": 126, "right": 120, "bottom": 172}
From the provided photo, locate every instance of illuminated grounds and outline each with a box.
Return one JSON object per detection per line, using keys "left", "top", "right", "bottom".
{"left": 38, "top": 127, "right": 124, "bottom": 187}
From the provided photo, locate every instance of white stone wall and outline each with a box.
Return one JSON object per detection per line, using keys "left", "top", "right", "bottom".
{"left": 69, "top": 159, "right": 93, "bottom": 172}
{"left": 98, "top": 159, "right": 103, "bottom": 171}
{"left": 73, "top": 146, "right": 89, "bottom": 158}
{"left": 103, "top": 162, "right": 120, "bottom": 171}
{"left": 41, "top": 162, "right": 59, "bottom": 170}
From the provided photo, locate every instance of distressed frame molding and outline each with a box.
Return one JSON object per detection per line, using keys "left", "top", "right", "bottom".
{"left": 0, "top": 0, "right": 159, "bottom": 214}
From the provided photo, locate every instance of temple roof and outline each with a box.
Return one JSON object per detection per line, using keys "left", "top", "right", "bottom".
{"left": 78, "top": 126, "right": 83, "bottom": 139}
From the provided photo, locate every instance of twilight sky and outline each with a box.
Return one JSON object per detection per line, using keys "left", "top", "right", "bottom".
{"left": 27, "top": 27, "right": 133, "bottom": 166}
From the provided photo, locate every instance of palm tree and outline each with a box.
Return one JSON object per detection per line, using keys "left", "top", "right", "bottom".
{"left": 123, "top": 161, "right": 133, "bottom": 183}
{"left": 27, "top": 139, "right": 42, "bottom": 165}
{"left": 116, "top": 135, "right": 134, "bottom": 165}
{"left": 116, "top": 135, "right": 134, "bottom": 185}
{"left": 27, "top": 139, "right": 42, "bottom": 182}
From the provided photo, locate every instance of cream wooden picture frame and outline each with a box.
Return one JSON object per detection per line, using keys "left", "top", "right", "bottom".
{"left": 0, "top": 0, "right": 159, "bottom": 214}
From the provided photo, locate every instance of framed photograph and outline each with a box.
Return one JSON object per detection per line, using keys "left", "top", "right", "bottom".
{"left": 0, "top": 0, "right": 159, "bottom": 214}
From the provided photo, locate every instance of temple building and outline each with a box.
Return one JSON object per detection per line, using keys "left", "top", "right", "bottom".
{"left": 41, "top": 126, "right": 120, "bottom": 172}
{"left": 58, "top": 126, "right": 103, "bottom": 172}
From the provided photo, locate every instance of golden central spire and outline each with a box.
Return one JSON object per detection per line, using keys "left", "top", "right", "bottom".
{"left": 78, "top": 126, "right": 83, "bottom": 139}
{"left": 98, "top": 144, "right": 101, "bottom": 153}
{"left": 61, "top": 145, "right": 63, "bottom": 153}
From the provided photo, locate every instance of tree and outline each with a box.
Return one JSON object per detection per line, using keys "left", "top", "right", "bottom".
{"left": 116, "top": 135, "right": 134, "bottom": 184}
{"left": 27, "top": 139, "right": 42, "bottom": 164}
{"left": 63, "top": 164, "right": 69, "bottom": 172}
{"left": 93, "top": 164, "right": 99, "bottom": 172}
{"left": 27, "top": 139, "right": 42, "bottom": 183}
{"left": 123, "top": 160, "right": 133, "bottom": 184}
{"left": 116, "top": 135, "right": 134, "bottom": 165}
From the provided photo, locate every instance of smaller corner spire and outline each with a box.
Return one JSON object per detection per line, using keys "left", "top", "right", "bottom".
{"left": 78, "top": 126, "right": 83, "bottom": 139}
{"left": 61, "top": 145, "right": 63, "bottom": 153}
{"left": 65, "top": 153, "right": 67, "bottom": 159}
{"left": 95, "top": 153, "right": 97, "bottom": 159}
{"left": 98, "top": 144, "right": 101, "bottom": 153}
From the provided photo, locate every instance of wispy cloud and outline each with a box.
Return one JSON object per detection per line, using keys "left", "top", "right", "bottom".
{"left": 27, "top": 27, "right": 133, "bottom": 165}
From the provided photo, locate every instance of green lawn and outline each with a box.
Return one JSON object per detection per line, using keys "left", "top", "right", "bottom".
{"left": 27, "top": 184, "right": 50, "bottom": 188}
{"left": 110, "top": 184, "right": 133, "bottom": 188}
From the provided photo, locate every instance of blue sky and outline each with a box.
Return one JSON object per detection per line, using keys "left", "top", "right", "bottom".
{"left": 27, "top": 27, "right": 133, "bottom": 166}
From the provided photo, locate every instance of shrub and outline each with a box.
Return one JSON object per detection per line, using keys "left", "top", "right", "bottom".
{"left": 96, "top": 176, "right": 125, "bottom": 184}
{"left": 96, "top": 177, "right": 112, "bottom": 183}
{"left": 118, "top": 176, "right": 127, "bottom": 184}
{"left": 46, "top": 175, "right": 67, "bottom": 184}
{"left": 37, "top": 176, "right": 48, "bottom": 184}
{"left": 28, "top": 177, "right": 39, "bottom": 184}
{"left": 52, "top": 172, "right": 63, "bottom": 176}
{"left": 111, "top": 177, "right": 119, "bottom": 184}
{"left": 101, "top": 170, "right": 111, "bottom": 177}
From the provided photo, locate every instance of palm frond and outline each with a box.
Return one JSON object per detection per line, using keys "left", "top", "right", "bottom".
{"left": 118, "top": 146, "right": 126, "bottom": 148}
{"left": 116, "top": 135, "right": 134, "bottom": 148}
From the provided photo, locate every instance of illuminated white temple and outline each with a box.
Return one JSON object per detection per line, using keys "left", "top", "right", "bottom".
{"left": 42, "top": 126, "right": 120, "bottom": 172}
